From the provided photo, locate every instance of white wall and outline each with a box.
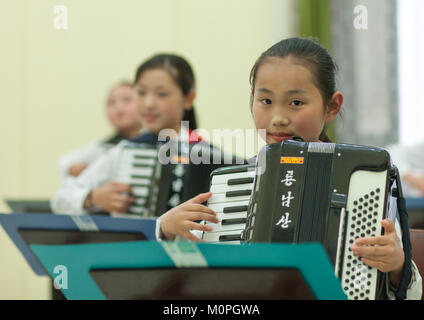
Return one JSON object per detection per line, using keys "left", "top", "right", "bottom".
{"left": 0, "top": 0, "right": 296, "bottom": 299}
{"left": 398, "top": 0, "right": 424, "bottom": 145}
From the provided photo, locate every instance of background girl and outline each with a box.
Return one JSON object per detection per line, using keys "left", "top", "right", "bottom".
{"left": 59, "top": 81, "right": 141, "bottom": 180}
{"left": 51, "top": 54, "right": 214, "bottom": 215}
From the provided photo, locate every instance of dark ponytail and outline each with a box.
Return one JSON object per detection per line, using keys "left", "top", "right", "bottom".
{"left": 182, "top": 108, "right": 197, "bottom": 130}
{"left": 319, "top": 130, "right": 331, "bottom": 143}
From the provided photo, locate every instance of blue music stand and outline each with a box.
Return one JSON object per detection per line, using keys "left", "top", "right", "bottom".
{"left": 0, "top": 213, "right": 156, "bottom": 275}
{"left": 30, "top": 241, "right": 347, "bottom": 300}
{"left": 405, "top": 197, "right": 424, "bottom": 228}
{"left": 406, "top": 197, "right": 424, "bottom": 210}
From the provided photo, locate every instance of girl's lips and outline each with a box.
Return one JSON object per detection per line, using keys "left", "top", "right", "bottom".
{"left": 269, "top": 133, "right": 292, "bottom": 142}
{"left": 143, "top": 114, "right": 159, "bottom": 122}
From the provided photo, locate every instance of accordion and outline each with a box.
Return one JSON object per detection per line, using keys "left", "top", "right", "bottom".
{"left": 114, "top": 135, "right": 240, "bottom": 217}
{"left": 202, "top": 139, "right": 407, "bottom": 300}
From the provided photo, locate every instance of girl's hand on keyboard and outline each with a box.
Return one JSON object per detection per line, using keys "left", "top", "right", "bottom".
{"left": 88, "top": 182, "right": 136, "bottom": 213}
{"left": 160, "top": 192, "right": 219, "bottom": 241}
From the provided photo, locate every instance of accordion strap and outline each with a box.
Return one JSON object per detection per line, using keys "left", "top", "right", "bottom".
{"left": 393, "top": 167, "right": 412, "bottom": 300}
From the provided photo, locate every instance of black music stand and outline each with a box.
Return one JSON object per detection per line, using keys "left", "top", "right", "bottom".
{"left": 6, "top": 199, "right": 52, "bottom": 214}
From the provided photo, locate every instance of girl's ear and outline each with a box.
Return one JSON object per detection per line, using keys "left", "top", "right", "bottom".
{"left": 325, "top": 91, "right": 343, "bottom": 123}
{"left": 183, "top": 89, "right": 196, "bottom": 111}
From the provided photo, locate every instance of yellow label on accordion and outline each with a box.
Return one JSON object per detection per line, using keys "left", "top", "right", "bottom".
{"left": 280, "top": 157, "right": 304, "bottom": 164}
{"left": 171, "top": 155, "right": 190, "bottom": 164}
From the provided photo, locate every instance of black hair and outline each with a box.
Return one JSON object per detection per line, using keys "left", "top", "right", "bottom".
{"left": 134, "top": 54, "right": 197, "bottom": 130}
{"left": 249, "top": 37, "right": 339, "bottom": 142}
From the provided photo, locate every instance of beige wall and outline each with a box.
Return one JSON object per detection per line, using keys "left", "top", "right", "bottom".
{"left": 0, "top": 0, "right": 295, "bottom": 299}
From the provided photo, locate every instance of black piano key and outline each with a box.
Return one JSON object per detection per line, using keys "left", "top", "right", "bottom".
{"left": 219, "top": 234, "right": 242, "bottom": 241}
{"left": 133, "top": 155, "right": 155, "bottom": 160}
{"left": 132, "top": 163, "right": 154, "bottom": 168}
{"left": 130, "top": 174, "right": 150, "bottom": 179}
{"left": 221, "top": 218, "right": 247, "bottom": 225}
{"left": 130, "top": 203, "right": 147, "bottom": 209}
{"left": 227, "top": 177, "right": 254, "bottom": 185}
{"left": 223, "top": 205, "right": 248, "bottom": 213}
{"left": 130, "top": 183, "right": 149, "bottom": 188}
{"left": 130, "top": 196, "right": 147, "bottom": 203}
{"left": 225, "top": 190, "right": 251, "bottom": 197}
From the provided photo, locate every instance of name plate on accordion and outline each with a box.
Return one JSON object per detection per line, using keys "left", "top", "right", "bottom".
{"left": 203, "top": 140, "right": 393, "bottom": 300}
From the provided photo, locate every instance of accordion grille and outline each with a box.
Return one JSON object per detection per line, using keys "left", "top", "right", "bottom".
{"left": 340, "top": 170, "right": 387, "bottom": 300}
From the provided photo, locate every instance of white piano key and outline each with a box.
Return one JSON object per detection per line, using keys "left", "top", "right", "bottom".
{"left": 211, "top": 171, "right": 255, "bottom": 185}
{"left": 202, "top": 230, "right": 243, "bottom": 242}
{"left": 126, "top": 148, "right": 158, "bottom": 158}
{"left": 129, "top": 206, "right": 149, "bottom": 215}
{"left": 131, "top": 158, "right": 156, "bottom": 166}
{"left": 131, "top": 186, "right": 149, "bottom": 197}
{"left": 205, "top": 223, "right": 246, "bottom": 233}
{"left": 210, "top": 183, "right": 253, "bottom": 194}
{"left": 208, "top": 192, "right": 251, "bottom": 204}
{"left": 127, "top": 177, "right": 151, "bottom": 186}
{"left": 220, "top": 241, "right": 241, "bottom": 245}
{"left": 207, "top": 200, "right": 249, "bottom": 213}
{"left": 205, "top": 211, "right": 247, "bottom": 223}
{"left": 203, "top": 240, "right": 241, "bottom": 245}
{"left": 134, "top": 197, "right": 147, "bottom": 206}
{"left": 119, "top": 166, "right": 154, "bottom": 178}
{"left": 120, "top": 152, "right": 155, "bottom": 169}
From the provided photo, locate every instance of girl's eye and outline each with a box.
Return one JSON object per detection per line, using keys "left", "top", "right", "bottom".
{"left": 261, "top": 98, "right": 272, "bottom": 105}
{"left": 137, "top": 90, "right": 145, "bottom": 96}
{"left": 290, "top": 100, "right": 303, "bottom": 107}
{"left": 158, "top": 92, "right": 169, "bottom": 97}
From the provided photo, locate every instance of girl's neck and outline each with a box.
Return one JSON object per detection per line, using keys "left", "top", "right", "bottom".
{"left": 118, "top": 125, "right": 142, "bottom": 139}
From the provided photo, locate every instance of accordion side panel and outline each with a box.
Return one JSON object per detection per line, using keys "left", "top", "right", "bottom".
{"left": 325, "top": 144, "right": 392, "bottom": 266}
{"left": 340, "top": 169, "right": 389, "bottom": 300}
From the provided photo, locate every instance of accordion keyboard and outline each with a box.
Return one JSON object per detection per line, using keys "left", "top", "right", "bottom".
{"left": 115, "top": 147, "right": 160, "bottom": 216}
{"left": 202, "top": 167, "right": 255, "bottom": 244}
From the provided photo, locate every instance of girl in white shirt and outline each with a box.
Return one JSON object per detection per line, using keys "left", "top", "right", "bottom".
{"left": 59, "top": 81, "right": 141, "bottom": 180}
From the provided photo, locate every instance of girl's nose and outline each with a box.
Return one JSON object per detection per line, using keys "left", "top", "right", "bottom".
{"left": 116, "top": 101, "right": 126, "bottom": 112}
{"left": 143, "top": 94, "right": 156, "bottom": 109}
{"left": 271, "top": 111, "right": 290, "bottom": 127}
